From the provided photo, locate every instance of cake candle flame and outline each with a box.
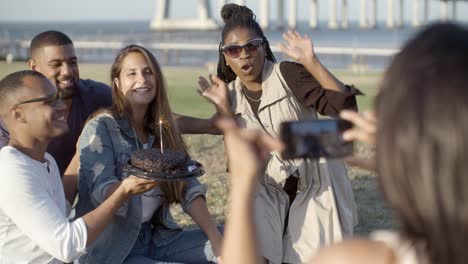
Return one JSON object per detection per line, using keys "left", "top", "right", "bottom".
{"left": 159, "top": 119, "right": 164, "bottom": 154}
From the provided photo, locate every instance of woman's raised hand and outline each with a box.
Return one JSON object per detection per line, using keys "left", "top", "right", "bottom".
{"left": 340, "top": 110, "right": 377, "bottom": 171}
{"left": 197, "top": 75, "right": 232, "bottom": 116}
{"left": 279, "top": 30, "right": 316, "bottom": 64}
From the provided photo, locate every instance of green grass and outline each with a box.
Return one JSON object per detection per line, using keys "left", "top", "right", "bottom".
{"left": 0, "top": 61, "right": 394, "bottom": 234}
{"left": 0, "top": 62, "right": 380, "bottom": 115}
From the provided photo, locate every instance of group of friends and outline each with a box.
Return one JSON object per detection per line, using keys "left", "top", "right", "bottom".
{"left": 1, "top": 3, "right": 467, "bottom": 264}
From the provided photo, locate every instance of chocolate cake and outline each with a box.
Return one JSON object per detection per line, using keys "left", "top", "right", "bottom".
{"left": 130, "top": 149, "right": 188, "bottom": 173}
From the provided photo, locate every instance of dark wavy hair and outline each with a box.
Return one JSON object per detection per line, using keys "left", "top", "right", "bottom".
{"left": 376, "top": 22, "right": 468, "bottom": 264}
{"left": 217, "top": 3, "right": 276, "bottom": 83}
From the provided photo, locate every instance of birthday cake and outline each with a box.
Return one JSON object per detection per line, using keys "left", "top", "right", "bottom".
{"left": 130, "top": 148, "right": 188, "bottom": 173}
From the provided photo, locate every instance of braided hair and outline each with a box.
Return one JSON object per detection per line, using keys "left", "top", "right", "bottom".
{"left": 217, "top": 4, "right": 276, "bottom": 83}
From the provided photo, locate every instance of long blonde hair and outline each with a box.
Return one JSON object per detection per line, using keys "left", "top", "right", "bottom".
{"left": 110, "top": 44, "right": 187, "bottom": 203}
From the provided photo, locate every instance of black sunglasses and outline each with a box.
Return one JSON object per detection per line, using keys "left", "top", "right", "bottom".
{"left": 15, "top": 93, "right": 61, "bottom": 107}
{"left": 220, "top": 38, "right": 264, "bottom": 59}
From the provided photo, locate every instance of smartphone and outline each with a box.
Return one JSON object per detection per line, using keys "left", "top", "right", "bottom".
{"left": 280, "top": 118, "right": 353, "bottom": 160}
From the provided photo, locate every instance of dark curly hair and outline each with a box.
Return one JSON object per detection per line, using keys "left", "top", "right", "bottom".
{"left": 217, "top": 3, "right": 276, "bottom": 83}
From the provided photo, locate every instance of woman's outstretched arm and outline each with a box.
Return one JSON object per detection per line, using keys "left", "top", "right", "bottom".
{"left": 279, "top": 30, "right": 348, "bottom": 93}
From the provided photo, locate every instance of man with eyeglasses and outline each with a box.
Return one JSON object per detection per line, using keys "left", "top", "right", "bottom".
{"left": 0, "top": 70, "right": 161, "bottom": 263}
{"left": 0, "top": 30, "right": 112, "bottom": 176}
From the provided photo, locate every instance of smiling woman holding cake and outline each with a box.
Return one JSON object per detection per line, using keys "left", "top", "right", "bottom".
{"left": 75, "top": 45, "right": 222, "bottom": 264}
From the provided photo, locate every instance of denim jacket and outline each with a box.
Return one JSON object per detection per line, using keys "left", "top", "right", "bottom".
{"left": 75, "top": 113, "right": 206, "bottom": 264}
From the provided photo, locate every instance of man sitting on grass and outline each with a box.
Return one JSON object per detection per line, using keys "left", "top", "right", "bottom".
{"left": 0, "top": 30, "right": 112, "bottom": 175}
{"left": 0, "top": 70, "right": 160, "bottom": 263}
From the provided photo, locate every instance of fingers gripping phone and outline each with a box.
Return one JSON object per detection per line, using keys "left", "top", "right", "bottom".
{"left": 280, "top": 119, "right": 353, "bottom": 160}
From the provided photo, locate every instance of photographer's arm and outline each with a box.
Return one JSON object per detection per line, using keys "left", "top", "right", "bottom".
{"left": 217, "top": 118, "right": 283, "bottom": 264}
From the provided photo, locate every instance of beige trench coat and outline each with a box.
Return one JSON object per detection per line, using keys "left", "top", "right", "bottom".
{"left": 227, "top": 60, "right": 358, "bottom": 264}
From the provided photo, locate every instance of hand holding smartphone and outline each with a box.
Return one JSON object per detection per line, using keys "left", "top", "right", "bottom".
{"left": 280, "top": 118, "right": 353, "bottom": 160}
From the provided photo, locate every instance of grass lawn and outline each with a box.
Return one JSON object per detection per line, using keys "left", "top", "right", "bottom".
{"left": 0, "top": 62, "right": 379, "bottom": 116}
{"left": 0, "top": 61, "right": 394, "bottom": 234}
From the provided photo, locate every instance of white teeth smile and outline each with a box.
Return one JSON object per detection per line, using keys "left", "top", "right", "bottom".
{"left": 134, "top": 87, "right": 150, "bottom": 93}
{"left": 58, "top": 80, "right": 73, "bottom": 88}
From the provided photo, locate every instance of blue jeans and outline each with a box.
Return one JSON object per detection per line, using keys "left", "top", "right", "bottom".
{"left": 124, "top": 223, "right": 219, "bottom": 264}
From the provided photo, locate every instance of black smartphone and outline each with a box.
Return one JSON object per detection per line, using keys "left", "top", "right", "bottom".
{"left": 280, "top": 119, "right": 353, "bottom": 159}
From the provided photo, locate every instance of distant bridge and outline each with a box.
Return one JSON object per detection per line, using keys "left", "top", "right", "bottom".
{"left": 16, "top": 40, "right": 398, "bottom": 57}
{"left": 10, "top": 39, "right": 398, "bottom": 72}
{"left": 150, "top": 0, "right": 461, "bottom": 31}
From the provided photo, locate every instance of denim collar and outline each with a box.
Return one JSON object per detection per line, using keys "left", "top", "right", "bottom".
{"left": 114, "top": 117, "right": 156, "bottom": 148}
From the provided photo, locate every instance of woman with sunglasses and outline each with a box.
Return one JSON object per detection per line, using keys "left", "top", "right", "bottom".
{"left": 198, "top": 4, "right": 361, "bottom": 263}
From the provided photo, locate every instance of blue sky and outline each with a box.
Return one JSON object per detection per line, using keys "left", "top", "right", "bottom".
{"left": 0, "top": 0, "right": 466, "bottom": 23}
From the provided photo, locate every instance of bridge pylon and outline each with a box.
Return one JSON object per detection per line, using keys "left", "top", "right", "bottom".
{"left": 150, "top": 0, "right": 219, "bottom": 30}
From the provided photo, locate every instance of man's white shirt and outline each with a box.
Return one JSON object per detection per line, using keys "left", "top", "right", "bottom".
{"left": 0, "top": 146, "right": 87, "bottom": 263}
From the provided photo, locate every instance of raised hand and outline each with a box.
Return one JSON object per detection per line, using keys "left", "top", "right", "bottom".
{"left": 279, "top": 30, "right": 316, "bottom": 64}
{"left": 340, "top": 110, "right": 377, "bottom": 171}
{"left": 120, "top": 175, "right": 161, "bottom": 197}
{"left": 341, "top": 110, "right": 376, "bottom": 145}
{"left": 197, "top": 75, "right": 233, "bottom": 116}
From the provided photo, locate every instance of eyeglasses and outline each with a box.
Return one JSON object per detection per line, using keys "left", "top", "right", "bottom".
{"left": 220, "top": 38, "right": 264, "bottom": 58}
{"left": 15, "top": 93, "right": 61, "bottom": 107}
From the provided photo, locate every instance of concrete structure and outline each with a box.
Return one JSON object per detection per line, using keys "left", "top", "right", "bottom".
{"left": 397, "top": 0, "right": 404, "bottom": 27}
{"left": 360, "top": 0, "right": 368, "bottom": 28}
{"left": 341, "top": 0, "right": 349, "bottom": 29}
{"left": 276, "top": 0, "right": 285, "bottom": 29}
{"left": 423, "top": 0, "right": 429, "bottom": 24}
{"left": 288, "top": 0, "right": 298, "bottom": 29}
{"left": 440, "top": 0, "right": 459, "bottom": 22}
{"left": 413, "top": 0, "right": 421, "bottom": 27}
{"left": 387, "top": 0, "right": 394, "bottom": 28}
{"left": 150, "top": 0, "right": 460, "bottom": 31}
{"left": 328, "top": 0, "right": 338, "bottom": 29}
{"left": 310, "top": 0, "right": 318, "bottom": 29}
{"left": 259, "top": 0, "right": 269, "bottom": 29}
{"left": 452, "top": 0, "right": 457, "bottom": 20}
{"left": 150, "top": 0, "right": 218, "bottom": 30}
{"left": 370, "top": 0, "right": 378, "bottom": 28}
{"left": 441, "top": 0, "right": 449, "bottom": 21}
